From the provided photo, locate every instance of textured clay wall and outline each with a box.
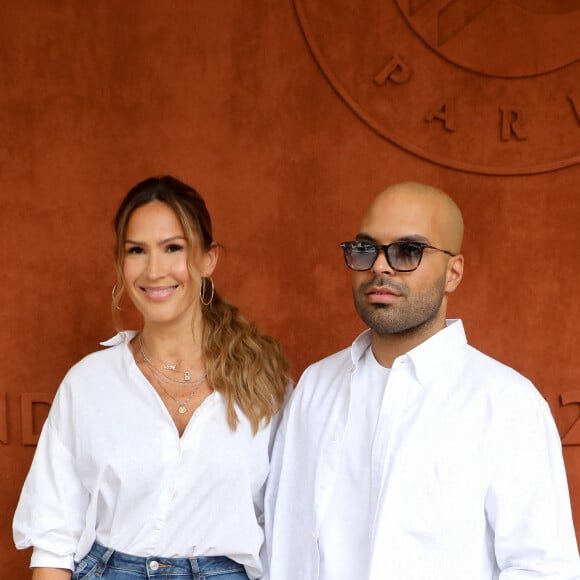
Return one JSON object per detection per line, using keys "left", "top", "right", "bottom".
{"left": 1, "top": 2, "right": 580, "bottom": 577}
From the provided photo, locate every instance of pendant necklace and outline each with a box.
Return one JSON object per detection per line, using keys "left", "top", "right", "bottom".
{"left": 152, "top": 374, "right": 205, "bottom": 415}
{"left": 144, "top": 360, "right": 207, "bottom": 415}
{"left": 138, "top": 336, "right": 207, "bottom": 414}
{"left": 138, "top": 335, "right": 203, "bottom": 384}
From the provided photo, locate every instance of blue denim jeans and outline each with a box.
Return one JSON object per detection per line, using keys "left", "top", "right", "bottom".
{"left": 72, "top": 542, "right": 250, "bottom": 579}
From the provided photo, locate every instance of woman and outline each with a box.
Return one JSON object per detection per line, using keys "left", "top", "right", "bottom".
{"left": 13, "top": 175, "right": 290, "bottom": 580}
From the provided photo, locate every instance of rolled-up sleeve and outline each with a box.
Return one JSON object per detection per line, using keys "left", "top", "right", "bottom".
{"left": 13, "top": 387, "right": 88, "bottom": 571}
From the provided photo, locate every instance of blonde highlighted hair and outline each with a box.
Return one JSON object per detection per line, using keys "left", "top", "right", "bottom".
{"left": 112, "top": 175, "right": 290, "bottom": 433}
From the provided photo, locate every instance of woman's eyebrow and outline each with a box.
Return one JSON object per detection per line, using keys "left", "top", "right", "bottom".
{"left": 124, "top": 235, "right": 186, "bottom": 246}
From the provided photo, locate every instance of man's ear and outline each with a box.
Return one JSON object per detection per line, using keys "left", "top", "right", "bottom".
{"left": 445, "top": 254, "right": 464, "bottom": 294}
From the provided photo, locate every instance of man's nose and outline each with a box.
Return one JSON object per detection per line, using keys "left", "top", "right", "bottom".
{"left": 370, "top": 247, "right": 393, "bottom": 275}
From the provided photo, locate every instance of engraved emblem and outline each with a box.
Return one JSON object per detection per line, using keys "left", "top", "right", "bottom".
{"left": 294, "top": 0, "right": 580, "bottom": 174}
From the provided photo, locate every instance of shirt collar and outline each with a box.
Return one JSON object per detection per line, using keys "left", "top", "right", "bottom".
{"left": 405, "top": 319, "right": 467, "bottom": 384}
{"left": 100, "top": 330, "right": 139, "bottom": 347}
{"left": 350, "top": 329, "right": 373, "bottom": 364}
{"left": 350, "top": 319, "right": 467, "bottom": 383}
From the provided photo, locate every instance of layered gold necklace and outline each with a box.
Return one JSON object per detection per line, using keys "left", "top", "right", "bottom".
{"left": 138, "top": 335, "right": 206, "bottom": 415}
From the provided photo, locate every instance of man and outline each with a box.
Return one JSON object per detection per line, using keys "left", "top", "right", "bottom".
{"left": 264, "top": 182, "right": 580, "bottom": 579}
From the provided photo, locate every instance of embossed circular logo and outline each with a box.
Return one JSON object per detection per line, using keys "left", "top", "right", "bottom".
{"left": 294, "top": 0, "right": 580, "bottom": 175}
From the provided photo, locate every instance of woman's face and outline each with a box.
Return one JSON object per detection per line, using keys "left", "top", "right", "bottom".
{"left": 122, "top": 200, "right": 217, "bottom": 327}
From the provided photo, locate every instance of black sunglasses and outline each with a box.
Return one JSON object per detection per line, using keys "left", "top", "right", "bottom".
{"left": 340, "top": 240, "right": 456, "bottom": 272}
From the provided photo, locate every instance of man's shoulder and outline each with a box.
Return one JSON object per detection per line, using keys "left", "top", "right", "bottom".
{"left": 288, "top": 344, "right": 355, "bottom": 405}
{"left": 282, "top": 345, "right": 355, "bottom": 427}
{"left": 301, "top": 329, "right": 371, "bottom": 377}
{"left": 460, "top": 344, "right": 548, "bottom": 411}
{"left": 463, "top": 343, "right": 530, "bottom": 383}
{"left": 301, "top": 344, "right": 354, "bottom": 379}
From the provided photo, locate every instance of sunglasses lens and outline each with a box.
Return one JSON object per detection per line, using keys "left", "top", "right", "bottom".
{"left": 389, "top": 242, "right": 422, "bottom": 271}
{"left": 343, "top": 242, "right": 377, "bottom": 270}
{"left": 341, "top": 241, "right": 425, "bottom": 271}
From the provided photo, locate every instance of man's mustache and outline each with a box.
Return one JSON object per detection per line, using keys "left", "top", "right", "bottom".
{"left": 361, "top": 277, "right": 408, "bottom": 296}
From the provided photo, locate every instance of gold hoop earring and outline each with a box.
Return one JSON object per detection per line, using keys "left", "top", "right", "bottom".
{"left": 200, "top": 277, "right": 215, "bottom": 306}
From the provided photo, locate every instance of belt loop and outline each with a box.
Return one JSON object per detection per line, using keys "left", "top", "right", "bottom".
{"left": 95, "top": 547, "right": 114, "bottom": 577}
{"left": 189, "top": 557, "right": 201, "bottom": 579}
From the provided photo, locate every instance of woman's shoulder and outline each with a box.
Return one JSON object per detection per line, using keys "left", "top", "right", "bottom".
{"left": 65, "top": 331, "right": 137, "bottom": 381}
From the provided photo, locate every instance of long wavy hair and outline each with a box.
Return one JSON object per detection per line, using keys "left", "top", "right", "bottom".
{"left": 112, "top": 175, "right": 290, "bottom": 433}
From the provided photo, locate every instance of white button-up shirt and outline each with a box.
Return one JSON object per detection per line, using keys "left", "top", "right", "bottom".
{"left": 318, "top": 346, "right": 389, "bottom": 579}
{"left": 13, "top": 332, "right": 276, "bottom": 579}
{"left": 264, "top": 320, "right": 580, "bottom": 579}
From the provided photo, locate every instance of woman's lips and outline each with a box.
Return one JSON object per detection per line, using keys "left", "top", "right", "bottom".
{"left": 141, "top": 285, "right": 178, "bottom": 300}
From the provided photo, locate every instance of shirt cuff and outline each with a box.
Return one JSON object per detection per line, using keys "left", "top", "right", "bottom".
{"left": 31, "top": 547, "right": 75, "bottom": 571}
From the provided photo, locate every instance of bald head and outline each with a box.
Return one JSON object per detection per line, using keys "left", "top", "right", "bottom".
{"left": 350, "top": 182, "right": 465, "bottom": 354}
{"left": 360, "top": 182, "right": 464, "bottom": 254}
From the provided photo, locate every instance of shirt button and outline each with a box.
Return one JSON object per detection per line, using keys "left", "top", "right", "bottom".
{"left": 149, "top": 561, "right": 160, "bottom": 571}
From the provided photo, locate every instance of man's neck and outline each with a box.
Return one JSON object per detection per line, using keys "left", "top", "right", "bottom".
{"left": 370, "top": 318, "right": 446, "bottom": 368}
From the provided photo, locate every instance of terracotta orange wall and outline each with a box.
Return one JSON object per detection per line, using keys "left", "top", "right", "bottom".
{"left": 2, "top": 2, "right": 579, "bottom": 576}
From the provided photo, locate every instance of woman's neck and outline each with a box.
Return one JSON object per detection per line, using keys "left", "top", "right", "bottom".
{"left": 139, "top": 318, "right": 203, "bottom": 362}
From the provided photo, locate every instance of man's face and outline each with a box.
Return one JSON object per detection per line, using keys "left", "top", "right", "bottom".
{"left": 351, "top": 190, "right": 457, "bottom": 338}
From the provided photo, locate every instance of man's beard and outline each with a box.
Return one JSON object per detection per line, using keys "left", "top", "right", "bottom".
{"left": 353, "top": 275, "right": 446, "bottom": 336}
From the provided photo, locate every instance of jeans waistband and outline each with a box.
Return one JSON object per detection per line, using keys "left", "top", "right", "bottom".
{"left": 83, "top": 542, "right": 246, "bottom": 576}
